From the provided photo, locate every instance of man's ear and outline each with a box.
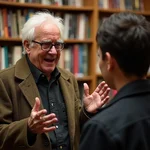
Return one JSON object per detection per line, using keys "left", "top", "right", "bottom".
{"left": 24, "top": 40, "right": 31, "bottom": 54}
{"left": 105, "top": 52, "right": 115, "bottom": 71}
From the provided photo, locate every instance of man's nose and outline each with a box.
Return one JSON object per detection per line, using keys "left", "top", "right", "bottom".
{"left": 48, "top": 46, "right": 57, "bottom": 53}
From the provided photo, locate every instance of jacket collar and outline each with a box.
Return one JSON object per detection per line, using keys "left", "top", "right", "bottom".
{"left": 15, "top": 55, "right": 31, "bottom": 80}
{"left": 105, "top": 79, "right": 150, "bottom": 108}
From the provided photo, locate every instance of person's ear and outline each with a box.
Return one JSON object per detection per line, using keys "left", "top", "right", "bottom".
{"left": 24, "top": 40, "right": 31, "bottom": 54}
{"left": 105, "top": 52, "right": 115, "bottom": 71}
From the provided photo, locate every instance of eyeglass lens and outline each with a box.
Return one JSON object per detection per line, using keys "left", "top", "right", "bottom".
{"left": 42, "top": 42, "right": 64, "bottom": 51}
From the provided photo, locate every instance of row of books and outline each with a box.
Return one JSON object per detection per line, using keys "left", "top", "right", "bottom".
{"left": 63, "top": 13, "right": 90, "bottom": 40}
{"left": 99, "top": 0, "right": 144, "bottom": 11}
{"left": 0, "top": 8, "right": 34, "bottom": 38}
{"left": 0, "top": 8, "right": 90, "bottom": 40}
{"left": 3, "top": 0, "right": 83, "bottom": 6}
{"left": 0, "top": 46, "right": 23, "bottom": 70}
{"left": 0, "top": 44, "right": 89, "bottom": 77}
{"left": 58, "top": 44, "right": 89, "bottom": 77}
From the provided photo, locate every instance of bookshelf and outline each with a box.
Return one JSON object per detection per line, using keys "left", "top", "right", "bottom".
{"left": 0, "top": 0, "right": 150, "bottom": 95}
{"left": 0, "top": 0, "right": 97, "bottom": 94}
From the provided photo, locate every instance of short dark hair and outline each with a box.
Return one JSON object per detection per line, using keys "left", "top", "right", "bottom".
{"left": 96, "top": 12, "right": 150, "bottom": 77}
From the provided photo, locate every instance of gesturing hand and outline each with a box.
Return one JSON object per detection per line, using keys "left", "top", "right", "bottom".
{"left": 28, "top": 97, "right": 58, "bottom": 134}
{"left": 83, "top": 81, "right": 110, "bottom": 113}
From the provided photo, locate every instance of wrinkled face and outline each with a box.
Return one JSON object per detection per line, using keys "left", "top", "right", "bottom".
{"left": 24, "top": 21, "right": 62, "bottom": 77}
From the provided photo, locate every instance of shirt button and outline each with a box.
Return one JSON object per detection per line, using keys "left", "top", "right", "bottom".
{"left": 56, "top": 125, "right": 58, "bottom": 129}
{"left": 59, "top": 146, "right": 62, "bottom": 149}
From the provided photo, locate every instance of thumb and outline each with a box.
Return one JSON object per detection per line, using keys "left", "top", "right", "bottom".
{"left": 32, "top": 97, "right": 41, "bottom": 112}
{"left": 83, "top": 83, "right": 89, "bottom": 97}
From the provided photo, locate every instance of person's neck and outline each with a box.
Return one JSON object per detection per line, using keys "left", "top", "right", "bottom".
{"left": 114, "top": 74, "right": 146, "bottom": 91}
{"left": 44, "top": 73, "right": 51, "bottom": 81}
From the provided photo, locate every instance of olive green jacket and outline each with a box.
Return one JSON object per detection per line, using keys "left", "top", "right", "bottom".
{"left": 0, "top": 55, "right": 87, "bottom": 150}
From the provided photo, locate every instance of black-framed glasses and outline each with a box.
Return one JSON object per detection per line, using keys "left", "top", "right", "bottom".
{"left": 32, "top": 40, "right": 64, "bottom": 51}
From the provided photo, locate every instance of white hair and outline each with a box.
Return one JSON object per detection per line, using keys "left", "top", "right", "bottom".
{"left": 21, "top": 11, "right": 64, "bottom": 54}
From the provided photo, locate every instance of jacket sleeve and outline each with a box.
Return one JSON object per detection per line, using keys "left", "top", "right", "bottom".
{"left": 0, "top": 78, "right": 31, "bottom": 150}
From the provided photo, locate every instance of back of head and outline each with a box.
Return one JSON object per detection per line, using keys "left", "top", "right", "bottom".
{"left": 21, "top": 11, "right": 64, "bottom": 43}
{"left": 96, "top": 12, "right": 150, "bottom": 77}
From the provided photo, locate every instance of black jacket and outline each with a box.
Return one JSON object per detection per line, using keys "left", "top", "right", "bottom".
{"left": 79, "top": 79, "right": 150, "bottom": 150}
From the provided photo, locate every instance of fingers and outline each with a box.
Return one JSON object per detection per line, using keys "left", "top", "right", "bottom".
{"left": 99, "top": 83, "right": 110, "bottom": 96}
{"left": 42, "top": 126, "right": 57, "bottom": 133}
{"left": 95, "top": 81, "right": 106, "bottom": 93}
{"left": 28, "top": 97, "right": 58, "bottom": 134}
{"left": 32, "top": 97, "right": 41, "bottom": 112}
{"left": 38, "top": 113, "right": 58, "bottom": 127}
{"left": 83, "top": 83, "right": 89, "bottom": 97}
{"left": 101, "top": 95, "right": 110, "bottom": 106}
{"left": 28, "top": 97, "right": 59, "bottom": 134}
{"left": 29, "top": 113, "right": 58, "bottom": 134}
{"left": 40, "top": 113, "right": 57, "bottom": 123}
{"left": 28, "top": 108, "right": 47, "bottom": 130}
{"left": 92, "top": 93, "right": 109, "bottom": 112}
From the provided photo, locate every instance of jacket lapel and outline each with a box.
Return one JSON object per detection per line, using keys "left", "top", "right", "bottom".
{"left": 19, "top": 74, "right": 41, "bottom": 109}
{"left": 15, "top": 56, "right": 42, "bottom": 109}
{"left": 59, "top": 74, "right": 75, "bottom": 146}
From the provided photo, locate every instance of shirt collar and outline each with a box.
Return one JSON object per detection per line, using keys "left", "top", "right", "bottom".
{"left": 26, "top": 55, "right": 60, "bottom": 83}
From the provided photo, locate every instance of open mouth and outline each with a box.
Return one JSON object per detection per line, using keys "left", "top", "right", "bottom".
{"left": 44, "top": 58, "right": 55, "bottom": 62}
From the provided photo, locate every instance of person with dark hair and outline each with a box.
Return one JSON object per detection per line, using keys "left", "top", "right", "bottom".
{"left": 79, "top": 12, "right": 150, "bottom": 150}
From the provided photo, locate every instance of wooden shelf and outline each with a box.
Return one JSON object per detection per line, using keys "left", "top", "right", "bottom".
{"left": 0, "top": 38, "right": 93, "bottom": 46}
{"left": 96, "top": 73, "right": 103, "bottom": 78}
{"left": 76, "top": 76, "right": 93, "bottom": 82}
{"left": 0, "top": 37, "right": 21, "bottom": 42}
{"left": 98, "top": 8, "right": 150, "bottom": 16}
{"left": 0, "top": 1, "right": 93, "bottom": 12}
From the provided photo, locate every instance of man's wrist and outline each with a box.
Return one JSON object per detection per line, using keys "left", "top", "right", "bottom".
{"left": 83, "top": 107, "right": 96, "bottom": 118}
